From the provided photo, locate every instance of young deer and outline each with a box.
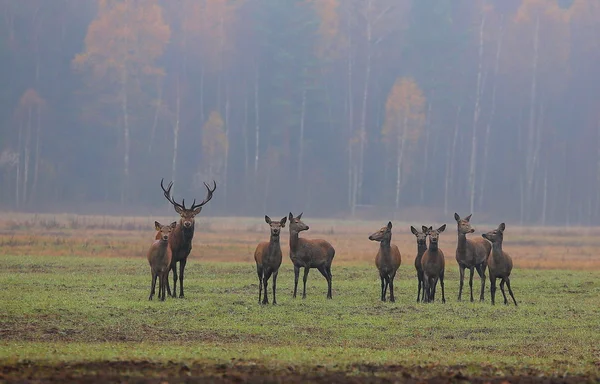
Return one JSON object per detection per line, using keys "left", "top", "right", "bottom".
{"left": 482, "top": 223, "right": 517, "bottom": 306}
{"left": 159, "top": 178, "right": 216, "bottom": 298}
{"left": 254, "top": 215, "right": 287, "bottom": 305}
{"left": 147, "top": 221, "right": 177, "bottom": 301}
{"left": 421, "top": 225, "right": 447, "bottom": 303}
{"left": 369, "top": 221, "right": 401, "bottom": 302}
{"left": 410, "top": 225, "right": 429, "bottom": 303}
{"left": 454, "top": 213, "right": 491, "bottom": 302}
{"left": 288, "top": 212, "right": 335, "bottom": 299}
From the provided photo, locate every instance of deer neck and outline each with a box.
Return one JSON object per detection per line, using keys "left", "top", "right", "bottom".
{"left": 417, "top": 242, "right": 427, "bottom": 255}
{"left": 429, "top": 242, "right": 439, "bottom": 252}
{"left": 269, "top": 234, "right": 281, "bottom": 252}
{"left": 457, "top": 231, "right": 468, "bottom": 254}
{"left": 177, "top": 221, "right": 195, "bottom": 242}
{"left": 289, "top": 230, "right": 300, "bottom": 252}
{"left": 379, "top": 236, "right": 392, "bottom": 256}
{"left": 491, "top": 241, "right": 503, "bottom": 259}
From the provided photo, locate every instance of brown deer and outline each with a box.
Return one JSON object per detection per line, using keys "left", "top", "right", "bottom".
{"left": 254, "top": 215, "right": 287, "bottom": 305}
{"left": 421, "top": 224, "right": 447, "bottom": 303}
{"left": 147, "top": 221, "right": 177, "bottom": 301}
{"left": 369, "top": 221, "right": 401, "bottom": 302}
{"left": 454, "top": 213, "right": 491, "bottom": 302}
{"left": 288, "top": 212, "right": 335, "bottom": 299}
{"left": 410, "top": 225, "right": 429, "bottom": 303}
{"left": 159, "top": 178, "right": 216, "bottom": 298}
{"left": 482, "top": 223, "right": 517, "bottom": 306}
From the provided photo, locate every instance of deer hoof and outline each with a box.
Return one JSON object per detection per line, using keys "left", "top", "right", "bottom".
{"left": 179, "top": 294, "right": 185, "bottom": 298}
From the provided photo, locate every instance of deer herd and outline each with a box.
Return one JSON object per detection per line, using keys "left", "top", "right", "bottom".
{"left": 147, "top": 179, "right": 517, "bottom": 307}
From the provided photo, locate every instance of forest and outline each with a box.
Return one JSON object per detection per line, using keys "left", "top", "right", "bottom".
{"left": 0, "top": 0, "right": 598, "bottom": 225}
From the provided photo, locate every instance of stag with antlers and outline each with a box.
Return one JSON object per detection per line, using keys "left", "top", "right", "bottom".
{"left": 158, "top": 178, "right": 216, "bottom": 298}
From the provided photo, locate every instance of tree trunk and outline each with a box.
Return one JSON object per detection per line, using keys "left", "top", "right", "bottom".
{"left": 223, "top": 83, "right": 230, "bottom": 208}
{"left": 30, "top": 103, "right": 42, "bottom": 204}
{"left": 171, "top": 75, "right": 181, "bottom": 197}
{"left": 298, "top": 79, "right": 307, "bottom": 183}
{"left": 541, "top": 167, "right": 548, "bottom": 225}
{"left": 525, "top": 15, "right": 540, "bottom": 223}
{"left": 358, "top": 8, "right": 372, "bottom": 206}
{"left": 420, "top": 98, "right": 433, "bottom": 203}
{"left": 243, "top": 83, "right": 249, "bottom": 180}
{"left": 254, "top": 64, "right": 260, "bottom": 178}
{"left": 148, "top": 76, "right": 163, "bottom": 152}
{"left": 22, "top": 104, "right": 33, "bottom": 205}
{"left": 346, "top": 12, "right": 355, "bottom": 215}
{"left": 478, "top": 14, "right": 504, "bottom": 210}
{"left": 395, "top": 114, "right": 408, "bottom": 210}
{"left": 468, "top": 13, "right": 486, "bottom": 214}
{"left": 120, "top": 71, "right": 130, "bottom": 205}
{"left": 444, "top": 103, "right": 462, "bottom": 216}
{"left": 200, "top": 66, "right": 205, "bottom": 128}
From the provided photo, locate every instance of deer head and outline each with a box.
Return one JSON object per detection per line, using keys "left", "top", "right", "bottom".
{"left": 410, "top": 225, "right": 429, "bottom": 247}
{"left": 369, "top": 221, "right": 392, "bottom": 242}
{"left": 454, "top": 213, "right": 475, "bottom": 235}
{"left": 482, "top": 223, "right": 505, "bottom": 244}
{"left": 160, "top": 178, "right": 216, "bottom": 229}
{"left": 426, "top": 224, "right": 446, "bottom": 247}
{"left": 288, "top": 212, "right": 309, "bottom": 233}
{"left": 265, "top": 215, "right": 287, "bottom": 239}
{"left": 155, "top": 221, "right": 177, "bottom": 241}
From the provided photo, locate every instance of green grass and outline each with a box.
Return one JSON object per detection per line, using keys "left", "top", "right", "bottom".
{"left": 1, "top": 254, "right": 599, "bottom": 380}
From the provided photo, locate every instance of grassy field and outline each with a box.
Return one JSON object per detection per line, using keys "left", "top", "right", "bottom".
{"left": 1, "top": 213, "right": 600, "bottom": 382}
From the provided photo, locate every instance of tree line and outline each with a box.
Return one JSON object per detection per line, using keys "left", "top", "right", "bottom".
{"left": 0, "top": 0, "right": 598, "bottom": 225}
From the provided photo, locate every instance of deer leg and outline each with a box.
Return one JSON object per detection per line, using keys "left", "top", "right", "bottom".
{"left": 500, "top": 279, "right": 508, "bottom": 305}
{"left": 159, "top": 273, "right": 166, "bottom": 302}
{"left": 432, "top": 276, "right": 439, "bottom": 302}
{"left": 422, "top": 274, "right": 429, "bottom": 303}
{"left": 272, "top": 270, "right": 278, "bottom": 305}
{"left": 389, "top": 273, "right": 396, "bottom": 303}
{"left": 149, "top": 272, "right": 157, "bottom": 301}
{"left": 302, "top": 267, "right": 310, "bottom": 299}
{"left": 379, "top": 274, "right": 386, "bottom": 302}
{"left": 458, "top": 264, "right": 465, "bottom": 301}
{"left": 440, "top": 271, "right": 446, "bottom": 304}
{"left": 476, "top": 263, "right": 486, "bottom": 302}
{"left": 326, "top": 265, "right": 333, "bottom": 299}
{"left": 257, "top": 265, "right": 263, "bottom": 304}
{"left": 506, "top": 278, "right": 517, "bottom": 306}
{"left": 293, "top": 265, "right": 300, "bottom": 298}
{"left": 262, "top": 269, "right": 272, "bottom": 305}
{"left": 468, "top": 266, "right": 475, "bottom": 302}
{"left": 171, "top": 263, "right": 178, "bottom": 298}
{"left": 178, "top": 258, "right": 186, "bottom": 298}
{"left": 317, "top": 266, "right": 330, "bottom": 299}
{"left": 416, "top": 271, "right": 422, "bottom": 303}
{"left": 490, "top": 275, "right": 497, "bottom": 305}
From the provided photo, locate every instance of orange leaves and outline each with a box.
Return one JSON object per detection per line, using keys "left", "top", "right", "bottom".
{"left": 382, "top": 77, "right": 425, "bottom": 143}
{"left": 201, "top": 110, "right": 228, "bottom": 169}
{"left": 308, "top": 0, "right": 343, "bottom": 60}
{"left": 73, "top": 0, "right": 170, "bottom": 82}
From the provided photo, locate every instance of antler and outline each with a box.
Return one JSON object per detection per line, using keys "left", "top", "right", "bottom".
{"left": 160, "top": 178, "right": 185, "bottom": 211}
{"left": 190, "top": 180, "right": 217, "bottom": 210}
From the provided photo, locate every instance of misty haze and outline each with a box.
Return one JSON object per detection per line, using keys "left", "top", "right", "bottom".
{"left": 0, "top": 0, "right": 597, "bottom": 225}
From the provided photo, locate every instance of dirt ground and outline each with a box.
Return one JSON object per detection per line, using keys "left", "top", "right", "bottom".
{"left": 1, "top": 361, "right": 596, "bottom": 384}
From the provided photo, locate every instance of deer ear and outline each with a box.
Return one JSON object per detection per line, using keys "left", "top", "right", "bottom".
{"left": 465, "top": 214, "right": 472, "bottom": 222}
{"left": 265, "top": 215, "right": 271, "bottom": 224}
{"left": 499, "top": 222, "right": 506, "bottom": 232}
{"left": 155, "top": 221, "right": 161, "bottom": 231}
{"left": 422, "top": 225, "right": 429, "bottom": 233}
{"left": 280, "top": 216, "right": 287, "bottom": 227}
{"left": 174, "top": 205, "right": 184, "bottom": 215}
{"left": 170, "top": 221, "right": 177, "bottom": 229}
{"left": 438, "top": 224, "right": 447, "bottom": 232}
{"left": 454, "top": 213, "right": 460, "bottom": 221}
{"left": 192, "top": 206, "right": 203, "bottom": 216}
{"left": 410, "top": 226, "right": 418, "bottom": 235}
{"left": 387, "top": 221, "right": 392, "bottom": 229}
{"left": 297, "top": 212, "right": 303, "bottom": 219}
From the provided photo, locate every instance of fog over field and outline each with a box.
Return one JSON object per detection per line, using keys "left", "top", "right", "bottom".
{"left": 0, "top": 0, "right": 598, "bottom": 226}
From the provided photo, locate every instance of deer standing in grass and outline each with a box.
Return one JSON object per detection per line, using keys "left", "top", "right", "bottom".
{"left": 482, "top": 223, "right": 517, "bottom": 306}
{"left": 454, "top": 213, "right": 491, "bottom": 302}
{"left": 147, "top": 221, "right": 177, "bottom": 301}
{"left": 421, "top": 225, "right": 447, "bottom": 303}
{"left": 369, "top": 221, "right": 401, "bottom": 302}
{"left": 159, "top": 179, "right": 216, "bottom": 298}
{"left": 288, "top": 212, "right": 335, "bottom": 299}
{"left": 254, "top": 215, "right": 287, "bottom": 305}
{"left": 410, "top": 225, "right": 429, "bottom": 303}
